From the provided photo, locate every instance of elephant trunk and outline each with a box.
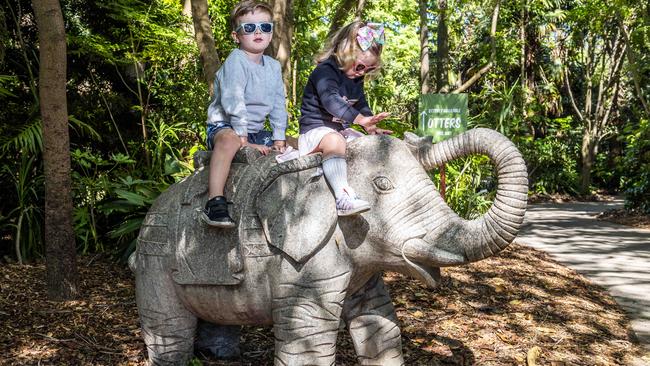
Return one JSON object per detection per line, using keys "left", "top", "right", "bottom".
{"left": 404, "top": 128, "right": 528, "bottom": 265}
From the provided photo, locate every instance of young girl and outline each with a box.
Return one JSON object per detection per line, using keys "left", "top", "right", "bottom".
{"left": 298, "top": 21, "right": 392, "bottom": 216}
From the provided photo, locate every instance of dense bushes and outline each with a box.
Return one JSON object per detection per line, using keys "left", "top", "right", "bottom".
{"left": 621, "top": 119, "right": 650, "bottom": 213}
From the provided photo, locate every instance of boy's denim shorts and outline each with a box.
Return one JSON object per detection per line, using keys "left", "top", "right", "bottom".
{"left": 207, "top": 122, "right": 273, "bottom": 150}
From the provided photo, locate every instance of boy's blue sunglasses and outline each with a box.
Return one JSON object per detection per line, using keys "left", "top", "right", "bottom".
{"left": 235, "top": 22, "right": 274, "bottom": 34}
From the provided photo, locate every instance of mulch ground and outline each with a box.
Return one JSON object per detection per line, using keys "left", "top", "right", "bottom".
{"left": 1, "top": 243, "right": 648, "bottom": 366}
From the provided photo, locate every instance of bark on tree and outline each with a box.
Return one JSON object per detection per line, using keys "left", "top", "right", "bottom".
{"left": 327, "top": 0, "right": 356, "bottom": 37}
{"left": 182, "top": 0, "right": 194, "bottom": 36}
{"left": 564, "top": 28, "right": 627, "bottom": 193}
{"left": 32, "top": 0, "right": 79, "bottom": 301}
{"left": 328, "top": 0, "right": 366, "bottom": 37}
{"left": 620, "top": 23, "right": 649, "bottom": 116}
{"left": 452, "top": 0, "right": 500, "bottom": 93}
{"left": 419, "top": 0, "right": 431, "bottom": 94}
{"left": 190, "top": 0, "right": 220, "bottom": 96}
{"left": 268, "top": 0, "right": 293, "bottom": 90}
{"left": 435, "top": 0, "right": 449, "bottom": 92}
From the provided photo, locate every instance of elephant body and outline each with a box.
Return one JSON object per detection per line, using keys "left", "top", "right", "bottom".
{"left": 134, "top": 128, "right": 528, "bottom": 365}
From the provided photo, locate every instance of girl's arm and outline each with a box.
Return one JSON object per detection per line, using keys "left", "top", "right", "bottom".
{"left": 313, "top": 68, "right": 362, "bottom": 124}
{"left": 356, "top": 91, "right": 373, "bottom": 117}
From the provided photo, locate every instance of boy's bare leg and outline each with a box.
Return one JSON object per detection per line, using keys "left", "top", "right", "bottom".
{"left": 209, "top": 129, "right": 241, "bottom": 199}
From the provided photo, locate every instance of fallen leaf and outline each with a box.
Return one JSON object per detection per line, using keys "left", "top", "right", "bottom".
{"left": 412, "top": 310, "right": 424, "bottom": 318}
{"left": 527, "top": 346, "right": 542, "bottom": 366}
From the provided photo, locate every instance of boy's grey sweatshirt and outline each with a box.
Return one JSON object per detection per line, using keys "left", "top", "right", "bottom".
{"left": 207, "top": 49, "right": 287, "bottom": 140}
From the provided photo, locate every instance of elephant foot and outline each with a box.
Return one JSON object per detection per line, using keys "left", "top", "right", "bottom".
{"left": 135, "top": 253, "right": 198, "bottom": 365}
{"left": 195, "top": 321, "right": 241, "bottom": 360}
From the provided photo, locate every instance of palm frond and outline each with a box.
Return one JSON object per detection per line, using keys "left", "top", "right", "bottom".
{"left": 0, "top": 118, "right": 43, "bottom": 155}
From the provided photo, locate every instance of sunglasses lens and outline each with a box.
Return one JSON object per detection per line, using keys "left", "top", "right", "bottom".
{"left": 260, "top": 23, "right": 273, "bottom": 33}
{"left": 242, "top": 23, "right": 256, "bottom": 33}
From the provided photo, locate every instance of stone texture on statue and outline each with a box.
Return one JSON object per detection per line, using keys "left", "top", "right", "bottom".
{"left": 133, "top": 128, "right": 529, "bottom": 365}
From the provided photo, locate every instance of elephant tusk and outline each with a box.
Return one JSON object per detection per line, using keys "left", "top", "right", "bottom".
{"left": 400, "top": 239, "right": 443, "bottom": 289}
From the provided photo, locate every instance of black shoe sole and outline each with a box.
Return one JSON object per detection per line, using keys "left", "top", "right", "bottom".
{"left": 200, "top": 212, "right": 236, "bottom": 228}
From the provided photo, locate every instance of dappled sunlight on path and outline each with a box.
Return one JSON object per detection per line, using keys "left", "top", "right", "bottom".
{"left": 517, "top": 198, "right": 650, "bottom": 349}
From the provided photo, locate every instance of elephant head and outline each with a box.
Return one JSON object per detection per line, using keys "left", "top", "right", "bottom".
{"left": 338, "top": 128, "right": 528, "bottom": 288}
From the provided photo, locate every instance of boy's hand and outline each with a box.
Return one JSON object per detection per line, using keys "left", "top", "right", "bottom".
{"left": 272, "top": 140, "right": 286, "bottom": 153}
{"left": 239, "top": 137, "right": 270, "bottom": 155}
{"left": 354, "top": 112, "right": 393, "bottom": 135}
{"left": 249, "top": 143, "right": 271, "bottom": 155}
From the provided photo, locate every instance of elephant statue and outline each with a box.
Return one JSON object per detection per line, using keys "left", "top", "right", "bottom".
{"left": 133, "top": 128, "right": 528, "bottom": 365}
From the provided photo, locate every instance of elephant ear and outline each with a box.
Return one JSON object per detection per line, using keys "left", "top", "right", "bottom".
{"left": 256, "top": 168, "right": 337, "bottom": 263}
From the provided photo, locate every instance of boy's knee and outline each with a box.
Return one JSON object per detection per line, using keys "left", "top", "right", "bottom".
{"left": 214, "top": 131, "right": 241, "bottom": 153}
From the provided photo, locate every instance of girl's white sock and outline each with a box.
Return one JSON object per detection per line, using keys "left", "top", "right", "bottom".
{"left": 322, "top": 156, "right": 348, "bottom": 199}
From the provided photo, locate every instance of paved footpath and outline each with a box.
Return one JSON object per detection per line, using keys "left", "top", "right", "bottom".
{"left": 516, "top": 198, "right": 650, "bottom": 350}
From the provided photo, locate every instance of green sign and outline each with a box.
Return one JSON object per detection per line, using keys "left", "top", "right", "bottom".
{"left": 418, "top": 94, "right": 468, "bottom": 142}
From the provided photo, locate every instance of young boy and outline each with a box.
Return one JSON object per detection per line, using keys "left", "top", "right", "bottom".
{"left": 201, "top": 0, "right": 287, "bottom": 228}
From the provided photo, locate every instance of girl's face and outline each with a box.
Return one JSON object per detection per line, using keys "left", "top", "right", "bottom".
{"left": 344, "top": 50, "right": 378, "bottom": 79}
{"left": 232, "top": 10, "right": 273, "bottom": 56}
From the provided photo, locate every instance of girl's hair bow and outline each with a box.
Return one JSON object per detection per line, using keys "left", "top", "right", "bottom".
{"left": 356, "top": 22, "right": 385, "bottom": 52}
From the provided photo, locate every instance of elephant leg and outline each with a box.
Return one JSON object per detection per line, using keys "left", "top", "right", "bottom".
{"left": 271, "top": 271, "right": 350, "bottom": 365}
{"left": 135, "top": 253, "right": 197, "bottom": 366}
{"left": 195, "top": 320, "right": 241, "bottom": 359}
{"left": 342, "top": 274, "right": 404, "bottom": 366}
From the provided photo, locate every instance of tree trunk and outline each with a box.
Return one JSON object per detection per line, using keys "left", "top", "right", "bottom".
{"left": 268, "top": 0, "right": 293, "bottom": 90}
{"left": 190, "top": 0, "right": 220, "bottom": 96}
{"left": 452, "top": 0, "right": 500, "bottom": 93}
{"left": 621, "top": 24, "right": 650, "bottom": 115}
{"left": 579, "top": 129, "right": 598, "bottom": 194}
{"left": 328, "top": 0, "right": 357, "bottom": 37}
{"left": 182, "top": 0, "right": 194, "bottom": 36}
{"left": 354, "top": 0, "right": 366, "bottom": 21}
{"left": 419, "top": 0, "right": 430, "bottom": 94}
{"left": 32, "top": 0, "right": 79, "bottom": 301}
{"left": 435, "top": 0, "right": 448, "bottom": 92}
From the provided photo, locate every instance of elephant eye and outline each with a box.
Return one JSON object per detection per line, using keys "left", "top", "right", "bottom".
{"left": 373, "top": 176, "right": 394, "bottom": 192}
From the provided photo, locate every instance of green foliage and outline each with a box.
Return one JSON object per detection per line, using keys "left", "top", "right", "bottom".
{"left": 520, "top": 135, "right": 579, "bottom": 194}
{"left": 0, "top": 155, "right": 44, "bottom": 262}
{"left": 621, "top": 119, "right": 650, "bottom": 213}
{"left": 430, "top": 156, "right": 495, "bottom": 220}
{"left": 101, "top": 175, "right": 167, "bottom": 261}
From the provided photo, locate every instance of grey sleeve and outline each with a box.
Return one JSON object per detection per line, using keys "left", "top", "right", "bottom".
{"left": 217, "top": 56, "right": 249, "bottom": 136}
{"left": 269, "top": 62, "right": 288, "bottom": 141}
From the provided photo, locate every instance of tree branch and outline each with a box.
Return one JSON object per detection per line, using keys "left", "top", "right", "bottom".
{"left": 452, "top": 0, "right": 499, "bottom": 93}
{"left": 564, "top": 64, "right": 584, "bottom": 122}
{"left": 620, "top": 23, "right": 650, "bottom": 115}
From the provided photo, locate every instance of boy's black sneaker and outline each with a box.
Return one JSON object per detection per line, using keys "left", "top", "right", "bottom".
{"left": 200, "top": 196, "right": 236, "bottom": 228}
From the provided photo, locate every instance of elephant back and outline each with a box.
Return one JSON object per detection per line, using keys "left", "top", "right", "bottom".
{"left": 137, "top": 148, "right": 274, "bottom": 285}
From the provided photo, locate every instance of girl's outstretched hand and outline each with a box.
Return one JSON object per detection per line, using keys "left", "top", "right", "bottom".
{"left": 354, "top": 112, "right": 393, "bottom": 135}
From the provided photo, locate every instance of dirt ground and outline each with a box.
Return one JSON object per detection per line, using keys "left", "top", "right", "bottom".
{"left": 1, "top": 241, "right": 649, "bottom": 366}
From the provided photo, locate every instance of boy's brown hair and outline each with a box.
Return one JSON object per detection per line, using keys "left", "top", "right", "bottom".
{"left": 230, "top": 1, "right": 273, "bottom": 31}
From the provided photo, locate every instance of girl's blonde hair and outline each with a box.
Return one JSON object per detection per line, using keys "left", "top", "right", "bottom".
{"left": 316, "top": 21, "right": 383, "bottom": 77}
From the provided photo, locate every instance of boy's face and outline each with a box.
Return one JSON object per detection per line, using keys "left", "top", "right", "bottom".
{"left": 231, "top": 10, "right": 273, "bottom": 55}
